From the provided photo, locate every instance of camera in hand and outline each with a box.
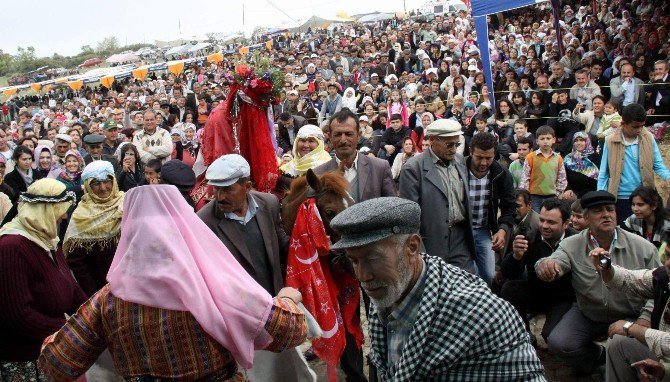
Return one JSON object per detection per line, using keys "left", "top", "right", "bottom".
{"left": 516, "top": 223, "right": 529, "bottom": 242}
{"left": 598, "top": 254, "right": 611, "bottom": 269}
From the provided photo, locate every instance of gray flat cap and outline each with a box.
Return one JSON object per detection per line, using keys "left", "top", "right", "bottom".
{"left": 206, "top": 154, "right": 251, "bottom": 187}
{"left": 330, "top": 197, "right": 421, "bottom": 250}
{"left": 83, "top": 134, "right": 105, "bottom": 145}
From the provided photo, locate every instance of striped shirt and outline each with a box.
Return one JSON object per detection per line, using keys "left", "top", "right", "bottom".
{"left": 38, "top": 285, "right": 307, "bottom": 381}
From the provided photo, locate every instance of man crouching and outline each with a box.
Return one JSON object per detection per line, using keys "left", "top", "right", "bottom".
{"left": 330, "top": 197, "right": 546, "bottom": 381}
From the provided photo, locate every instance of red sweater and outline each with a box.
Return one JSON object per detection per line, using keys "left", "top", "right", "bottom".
{"left": 0, "top": 235, "right": 87, "bottom": 361}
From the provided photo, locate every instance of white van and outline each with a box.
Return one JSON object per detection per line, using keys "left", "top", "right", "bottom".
{"left": 433, "top": 0, "right": 468, "bottom": 16}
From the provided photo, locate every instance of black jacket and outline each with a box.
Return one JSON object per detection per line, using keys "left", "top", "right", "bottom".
{"left": 276, "top": 115, "right": 307, "bottom": 154}
{"left": 464, "top": 158, "right": 517, "bottom": 234}
{"left": 500, "top": 227, "right": 577, "bottom": 302}
{"left": 4, "top": 168, "right": 44, "bottom": 205}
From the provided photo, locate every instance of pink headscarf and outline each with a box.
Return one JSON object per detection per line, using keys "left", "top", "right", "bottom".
{"left": 107, "top": 185, "right": 274, "bottom": 369}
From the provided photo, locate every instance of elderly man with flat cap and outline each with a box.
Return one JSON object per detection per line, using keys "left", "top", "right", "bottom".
{"left": 535, "top": 190, "right": 660, "bottom": 377}
{"left": 399, "top": 118, "right": 477, "bottom": 273}
{"left": 330, "top": 197, "right": 545, "bottom": 381}
{"left": 197, "top": 154, "right": 315, "bottom": 382}
{"left": 82, "top": 134, "right": 119, "bottom": 171}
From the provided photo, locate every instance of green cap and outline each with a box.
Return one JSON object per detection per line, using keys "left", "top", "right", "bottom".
{"left": 103, "top": 120, "right": 118, "bottom": 131}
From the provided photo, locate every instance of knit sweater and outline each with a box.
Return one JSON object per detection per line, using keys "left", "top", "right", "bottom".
{"left": 0, "top": 234, "right": 87, "bottom": 361}
{"left": 520, "top": 150, "right": 567, "bottom": 196}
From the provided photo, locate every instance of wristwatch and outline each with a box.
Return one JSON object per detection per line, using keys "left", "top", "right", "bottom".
{"left": 623, "top": 321, "right": 634, "bottom": 337}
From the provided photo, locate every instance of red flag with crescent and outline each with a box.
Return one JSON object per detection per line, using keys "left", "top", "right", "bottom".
{"left": 285, "top": 198, "right": 344, "bottom": 381}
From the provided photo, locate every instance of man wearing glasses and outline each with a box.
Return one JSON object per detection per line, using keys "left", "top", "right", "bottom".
{"left": 399, "top": 119, "right": 477, "bottom": 273}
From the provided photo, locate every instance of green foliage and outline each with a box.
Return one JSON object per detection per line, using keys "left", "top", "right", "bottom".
{"left": 96, "top": 36, "right": 119, "bottom": 54}
{"left": 0, "top": 38, "right": 155, "bottom": 81}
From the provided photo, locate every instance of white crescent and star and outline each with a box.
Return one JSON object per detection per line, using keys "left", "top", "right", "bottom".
{"left": 296, "top": 250, "right": 319, "bottom": 265}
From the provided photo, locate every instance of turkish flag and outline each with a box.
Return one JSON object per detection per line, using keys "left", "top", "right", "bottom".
{"left": 285, "top": 198, "right": 345, "bottom": 381}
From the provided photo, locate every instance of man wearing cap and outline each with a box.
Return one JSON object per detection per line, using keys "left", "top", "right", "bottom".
{"left": 395, "top": 50, "right": 417, "bottom": 77}
{"left": 54, "top": 133, "right": 73, "bottom": 167}
{"left": 318, "top": 83, "right": 342, "bottom": 125}
{"left": 330, "top": 197, "right": 545, "bottom": 381}
{"left": 399, "top": 119, "right": 477, "bottom": 273}
{"left": 101, "top": 120, "right": 120, "bottom": 156}
{"left": 132, "top": 109, "right": 173, "bottom": 166}
{"left": 197, "top": 154, "right": 315, "bottom": 381}
{"left": 82, "top": 134, "right": 119, "bottom": 171}
{"left": 535, "top": 190, "right": 660, "bottom": 376}
{"left": 160, "top": 159, "right": 196, "bottom": 209}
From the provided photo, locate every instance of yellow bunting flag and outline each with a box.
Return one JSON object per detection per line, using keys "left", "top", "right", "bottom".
{"left": 100, "top": 76, "right": 115, "bottom": 89}
{"left": 43, "top": 85, "right": 53, "bottom": 92}
{"left": 132, "top": 68, "right": 149, "bottom": 81}
{"left": 238, "top": 46, "right": 250, "bottom": 55}
{"left": 168, "top": 61, "right": 185, "bottom": 76}
{"left": 265, "top": 41, "right": 272, "bottom": 50}
{"left": 30, "top": 84, "right": 42, "bottom": 92}
{"left": 67, "top": 80, "right": 84, "bottom": 91}
{"left": 206, "top": 53, "right": 223, "bottom": 64}
{"left": 2, "top": 88, "right": 18, "bottom": 97}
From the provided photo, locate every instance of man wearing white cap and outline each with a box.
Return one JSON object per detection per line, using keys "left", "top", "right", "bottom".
{"left": 197, "top": 153, "right": 315, "bottom": 382}
{"left": 399, "top": 119, "right": 477, "bottom": 273}
{"left": 54, "top": 133, "right": 73, "bottom": 167}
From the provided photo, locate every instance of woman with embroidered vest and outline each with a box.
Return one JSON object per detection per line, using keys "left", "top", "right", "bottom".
{"left": 597, "top": 104, "right": 670, "bottom": 225}
{"left": 38, "top": 185, "right": 309, "bottom": 381}
{"left": 63, "top": 161, "right": 124, "bottom": 296}
{"left": 622, "top": 186, "right": 670, "bottom": 249}
{"left": 0, "top": 179, "right": 85, "bottom": 381}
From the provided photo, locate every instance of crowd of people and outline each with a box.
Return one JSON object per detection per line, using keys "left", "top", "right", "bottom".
{"left": 1, "top": 0, "right": 670, "bottom": 380}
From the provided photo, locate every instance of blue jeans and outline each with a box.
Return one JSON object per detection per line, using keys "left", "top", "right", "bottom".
{"left": 530, "top": 195, "right": 553, "bottom": 213}
{"left": 473, "top": 227, "right": 495, "bottom": 286}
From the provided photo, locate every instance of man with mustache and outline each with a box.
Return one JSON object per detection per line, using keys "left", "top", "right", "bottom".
{"left": 197, "top": 154, "right": 315, "bottom": 382}
{"left": 535, "top": 191, "right": 660, "bottom": 377}
{"left": 330, "top": 197, "right": 545, "bottom": 381}
{"left": 314, "top": 108, "right": 395, "bottom": 203}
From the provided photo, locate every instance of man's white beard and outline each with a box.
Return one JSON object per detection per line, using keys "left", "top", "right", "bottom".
{"left": 364, "top": 255, "right": 414, "bottom": 309}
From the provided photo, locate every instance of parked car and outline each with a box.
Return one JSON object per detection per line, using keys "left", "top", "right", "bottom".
{"left": 78, "top": 57, "right": 101, "bottom": 68}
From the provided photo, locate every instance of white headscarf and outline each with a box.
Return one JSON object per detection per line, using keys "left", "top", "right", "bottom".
{"left": 342, "top": 87, "right": 358, "bottom": 111}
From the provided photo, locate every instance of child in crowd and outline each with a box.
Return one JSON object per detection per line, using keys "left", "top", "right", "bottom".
{"left": 143, "top": 158, "right": 162, "bottom": 185}
{"left": 570, "top": 200, "right": 588, "bottom": 231}
{"left": 505, "top": 119, "right": 535, "bottom": 161}
{"left": 596, "top": 101, "right": 622, "bottom": 138}
{"left": 508, "top": 137, "right": 533, "bottom": 188}
{"left": 473, "top": 116, "right": 499, "bottom": 141}
{"left": 520, "top": 126, "right": 567, "bottom": 212}
{"left": 386, "top": 89, "right": 409, "bottom": 128}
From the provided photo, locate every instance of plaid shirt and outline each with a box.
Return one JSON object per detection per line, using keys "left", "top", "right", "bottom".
{"left": 368, "top": 255, "right": 545, "bottom": 381}
{"left": 468, "top": 170, "right": 490, "bottom": 229}
{"left": 377, "top": 260, "right": 428, "bottom": 366}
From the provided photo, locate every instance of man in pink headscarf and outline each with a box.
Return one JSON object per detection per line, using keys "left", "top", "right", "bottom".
{"left": 38, "top": 185, "right": 308, "bottom": 381}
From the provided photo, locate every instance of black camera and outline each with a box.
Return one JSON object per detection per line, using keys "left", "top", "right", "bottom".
{"left": 516, "top": 223, "right": 529, "bottom": 242}
{"left": 599, "top": 254, "right": 611, "bottom": 269}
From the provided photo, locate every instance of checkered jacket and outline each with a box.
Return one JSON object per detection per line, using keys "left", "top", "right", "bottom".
{"left": 368, "top": 255, "right": 546, "bottom": 381}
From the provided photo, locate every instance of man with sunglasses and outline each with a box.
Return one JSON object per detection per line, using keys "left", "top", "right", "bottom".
{"left": 399, "top": 119, "right": 477, "bottom": 273}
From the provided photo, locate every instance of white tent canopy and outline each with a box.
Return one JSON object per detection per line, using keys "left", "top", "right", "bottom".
{"left": 165, "top": 44, "right": 190, "bottom": 55}
{"left": 188, "top": 42, "right": 211, "bottom": 52}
